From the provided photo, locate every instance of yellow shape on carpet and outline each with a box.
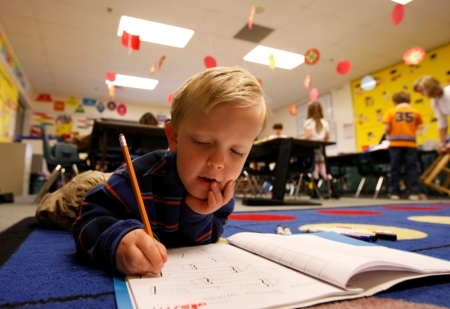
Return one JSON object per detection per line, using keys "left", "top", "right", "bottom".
{"left": 408, "top": 216, "right": 450, "bottom": 225}
{"left": 299, "top": 223, "right": 427, "bottom": 240}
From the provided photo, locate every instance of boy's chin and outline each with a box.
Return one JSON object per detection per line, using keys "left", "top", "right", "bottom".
{"left": 188, "top": 190, "right": 209, "bottom": 201}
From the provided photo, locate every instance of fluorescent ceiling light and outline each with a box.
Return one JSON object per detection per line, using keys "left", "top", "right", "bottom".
{"left": 105, "top": 74, "right": 159, "bottom": 90}
{"left": 391, "top": 0, "right": 413, "bottom": 4}
{"left": 117, "top": 16, "right": 194, "bottom": 48}
{"left": 243, "top": 45, "right": 304, "bottom": 70}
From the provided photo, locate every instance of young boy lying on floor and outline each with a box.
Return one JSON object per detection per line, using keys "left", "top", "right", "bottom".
{"left": 69, "top": 67, "right": 270, "bottom": 275}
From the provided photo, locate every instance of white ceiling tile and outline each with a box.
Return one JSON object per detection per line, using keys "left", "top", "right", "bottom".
{"left": 34, "top": 0, "right": 121, "bottom": 33}
{"left": 196, "top": 12, "right": 245, "bottom": 38}
{"left": 0, "top": 15, "right": 40, "bottom": 37}
{"left": 0, "top": 0, "right": 35, "bottom": 18}
{"left": 283, "top": 7, "right": 360, "bottom": 43}
{"left": 308, "top": 0, "right": 390, "bottom": 26}
{"left": 7, "top": 34, "right": 46, "bottom": 53}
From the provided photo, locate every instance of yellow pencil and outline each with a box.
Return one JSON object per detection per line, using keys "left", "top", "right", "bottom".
{"left": 119, "top": 134, "right": 154, "bottom": 238}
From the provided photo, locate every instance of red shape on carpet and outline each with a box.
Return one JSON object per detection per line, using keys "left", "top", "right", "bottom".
{"left": 382, "top": 205, "right": 443, "bottom": 211}
{"left": 317, "top": 209, "right": 382, "bottom": 216}
{"left": 228, "top": 214, "right": 296, "bottom": 221}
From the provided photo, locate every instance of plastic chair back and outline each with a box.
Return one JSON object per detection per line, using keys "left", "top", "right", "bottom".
{"left": 40, "top": 125, "right": 83, "bottom": 170}
{"left": 355, "top": 153, "right": 379, "bottom": 176}
{"left": 291, "top": 147, "right": 316, "bottom": 173}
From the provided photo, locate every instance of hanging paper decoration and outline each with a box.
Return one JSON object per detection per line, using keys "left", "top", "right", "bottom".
{"left": 336, "top": 60, "right": 352, "bottom": 75}
{"left": 150, "top": 61, "right": 156, "bottom": 75}
{"left": 107, "top": 101, "right": 116, "bottom": 111}
{"left": 105, "top": 72, "right": 116, "bottom": 82}
{"left": 361, "top": 75, "right": 376, "bottom": 91}
{"left": 96, "top": 102, "right": 105, "bottom": 114}
{"left": 36, "top": 94, "right": 53, "bottom": 102}
{"left": 403, "top": 47, "right": 426, "bottom": 65}
{"left": 310, "top": 88, "right": 319, "bottom": 101}
{"left": 303, "top": 75, "right": 311, "bottom": 89}
{"left": 117, "top": 103, "right": 127, "bottom": 116}
{"left": 256, "top": 77, "right": 263, "bottom": 87}
{"left": 392, "top": 4, "right": 405, "bottom": 26}
{"left": 167, "top": 93, "right": 174, "bottom": 104}
{"left": 108, "top": 84, "right": 115, "bottom": 99}
{"left": 289, "top": 104, "right": 297, "bottom": 116}
{"left": 248, "top": 6, "right": 256, "bottom": 29}
{"left": 204, "top": 56, "right": 217, "bottom": 68}
{"left": 158, "top": 55, "right": 166, "bottom": 70}
{"left": 121, "top": 31, "right": 140, "bottom": 52}
{"left": 304, "top": 49, "right": 320, "bottom": 65}
{"left": 268, "top": 54, "right": 276, "bottom": 69}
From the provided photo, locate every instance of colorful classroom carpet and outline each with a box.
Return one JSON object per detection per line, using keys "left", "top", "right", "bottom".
{"left": 0, "top": 202, "right": 449, "bottom": 309}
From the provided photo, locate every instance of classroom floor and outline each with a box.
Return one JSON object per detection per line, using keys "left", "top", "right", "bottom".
{"left": 2, "top": 194, "right": 448, "bottom": 233}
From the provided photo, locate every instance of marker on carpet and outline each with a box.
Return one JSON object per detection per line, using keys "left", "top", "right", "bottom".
{"left": 277, "top": 225, "right": 284, "bottom": 235}
{"left": 336, "top": 225, "right": 397, "bottom": 241}
{"left": 301, "top": 226, "right": 376, "bottom": 243}
{"left": 283, "top": 226, "right": 292, "bottom": 235}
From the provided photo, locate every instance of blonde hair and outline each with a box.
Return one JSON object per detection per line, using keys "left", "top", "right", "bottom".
{"left": 413, "top": 75, "right": 444, "bottom": 98}
{"left": 392, "top": 91, "right": 411, "bottom": 104}
{"left": 170, "top": 66, "right": 269, "bottom": 131}
{"left": 307, "top": 101, "right": 324, "bottom": 133}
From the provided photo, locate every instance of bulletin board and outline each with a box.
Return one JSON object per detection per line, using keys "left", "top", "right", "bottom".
{"left": 0, "top": 60, "right": 19, "bottom": 142}
{"left": 351, "top": 43, "right": 450, "bottom": 152}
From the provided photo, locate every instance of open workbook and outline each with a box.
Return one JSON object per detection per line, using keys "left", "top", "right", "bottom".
{"left": 122, "top": 232, "right": 450, "bottom": 309}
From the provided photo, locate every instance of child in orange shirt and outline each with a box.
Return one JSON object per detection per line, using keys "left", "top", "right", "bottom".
{"left": 382, "top": 91, "right": 423, "bottom": 200}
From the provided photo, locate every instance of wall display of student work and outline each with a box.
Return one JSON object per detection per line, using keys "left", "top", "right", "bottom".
{"left": 351, "top": 43, "right": 450, "bottom": 152}
{"left": 0, "top": 60, "right": 19, "bottom": 142}
{"left": 30, "top": 112, "right": 94, "bottom": 137}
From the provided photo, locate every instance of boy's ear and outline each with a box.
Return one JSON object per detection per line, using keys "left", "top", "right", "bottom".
{"left": 165, "top": 121, "right": 178, "bottom": 153}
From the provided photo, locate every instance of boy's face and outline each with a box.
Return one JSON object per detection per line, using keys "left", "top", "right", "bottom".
{"left": 166, "top": 101, "right": 261, "bottom": 200}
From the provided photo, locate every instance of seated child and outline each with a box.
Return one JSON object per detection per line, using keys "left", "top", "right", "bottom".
{"left": 73, "top": 67, "right": 270, "bottom": 275}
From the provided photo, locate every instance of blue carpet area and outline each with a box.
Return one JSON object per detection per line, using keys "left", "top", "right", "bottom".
{"left": 0, "top": 202, "right": 449, "bottom": 308}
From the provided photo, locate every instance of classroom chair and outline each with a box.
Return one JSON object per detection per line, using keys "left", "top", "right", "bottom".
{"left": 420, "top": 153, "right": 450, "bottom": 196}
{"left": 289, "top": 147, "right": 323, "bottom": 199}
{"left": 33, "top": 125, "right": 89, "bottom": 204}
{"left": 354, "top": 152, "right": 390, "bottom": 198}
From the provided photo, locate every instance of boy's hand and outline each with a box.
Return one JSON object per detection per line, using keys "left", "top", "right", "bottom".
{"left": 185, "top": 180, "right": 235, "bottom": 215}
{"left": 116, "top": 229, "right": 168, "bottom": 275}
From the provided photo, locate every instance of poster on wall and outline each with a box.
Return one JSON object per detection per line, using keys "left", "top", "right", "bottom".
{"left": 0, "top": 32, "right": 28, "bottom": 90}
{"left": 351, "top": 44, "right": 450, "bottom": 152}
{"left": 0, "top": 60, "right": 19, "bottom": 142}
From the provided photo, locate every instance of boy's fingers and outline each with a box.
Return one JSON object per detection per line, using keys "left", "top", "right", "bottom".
{"left": 155, "top": 241, "right": 168, "bottom": 263}
{"left": 118, "top": 245, "right": 152, "bottom": 275}
{"left": 137, "top": 237, "right": 166, "bottom": 274}
{"left": 222, "top": 180, "right": 235, "bottom": 204}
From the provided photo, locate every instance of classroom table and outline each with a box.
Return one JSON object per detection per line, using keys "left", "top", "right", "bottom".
{"left": 327, "top": 148, "right": 438, "bottom": 196}
{"left": 88, "top": 120, "right": 168, "bottom": 171}
{"left": 242, "top": 137, "right": 335, "bottom": 206}
{"left": 327, "top": 148, "right": 438, "bottom": 170}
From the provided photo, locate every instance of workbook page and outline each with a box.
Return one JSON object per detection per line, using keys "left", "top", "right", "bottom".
{"left": 126, "top": 243, "right": 356, "bottom": 309}
{"left": 227, "top": 232, "right": 450, "bottom": 289}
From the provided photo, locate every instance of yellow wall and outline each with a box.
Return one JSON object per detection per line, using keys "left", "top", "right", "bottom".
{"left": 0, "top": 60, "right": 19, "bottom": 142}
{"left": 351, "top": 43, "right": 450, "bottom": 152}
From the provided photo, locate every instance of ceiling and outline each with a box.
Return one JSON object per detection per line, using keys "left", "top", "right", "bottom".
{"left": 1, "top": 0, "right": 450, "bottom": 111}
